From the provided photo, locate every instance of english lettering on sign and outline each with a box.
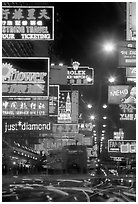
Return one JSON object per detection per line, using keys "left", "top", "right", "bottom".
{"left": 120, "top": 114, "right": 136, "bottom": 121}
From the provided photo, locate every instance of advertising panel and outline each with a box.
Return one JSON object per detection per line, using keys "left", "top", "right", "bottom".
{"left": 58, "top": 90, "right": 79, "bottom": 123}
{"left": 118, "top": 41, "right": 136, "bottom": 67}
{"left": 2, "top": 96, "right": 48, "bottom": 116}
{"left": 67, "top": 62, "right": 94, "bottom": 85}
{"left": 2, "top": 57, "right": 49, "bottom": 96}
{"left": 108, "top": 140, "right": 136, "bottom": 153}
{"left": 119, "top": 103, "right": 136, "bottom": 114}
{"left": 120, "top": 114, "right": 136, "bottom": 121}
{"left": 108, "top": 85, "right": 136, "bottom": 104}
{"left": 2, "top": 6, "right": 54, "bottom": 40}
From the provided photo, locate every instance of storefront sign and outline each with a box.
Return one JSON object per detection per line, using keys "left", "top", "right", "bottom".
{"left": 2, "top": 57, "right": 49, "bottom": 96}
{"left": 67, "top": 62, "right": 94, "bottom": 85}
{"left": 108, "top": 140, "right": 136, "bottom": 153}
{"left": 2, "top": 96, "right": 48, "bottom": 116}
{"left": 3, "top": 119, "right": 52, "bottom": 134}
{"left": 108, "top": 85, "right": 136, "bottom": 104}
{"left": 118, "top": 41, "right": 136, "bottom": 67}
{"left": 2, "top": 6, "right": 54, "bottom": 40}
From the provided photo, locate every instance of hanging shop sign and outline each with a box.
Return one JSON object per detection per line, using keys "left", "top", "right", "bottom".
{"left": 108, "top": 140, "right": 136, "bottom": 153}
{"left": 3, "top": 118, "right": 52, "bottom": 134}
{"left": 118, "top": 41, "right": 136, "bottom": 67}
{"left": 2, "top": 96, "right": 48, "bottom": 116}
{"left": 49, "top": 85, "right": 59, "bottom": 116}
{"left": 120, "top": 114, "right": 136, "bottom": 121}
{"left": 108, "top": 85, "right": 136, "bottom": 104}
{"left": 2, "top": 6, "right": 54, "bottom": 40}
{"left": 2, "top": 57, "right": 49, "bottom": 96}
{"left": 58, "top": 90, "right": 79, "bottom": 123}
{"left": 67, "top": 61, "right": 94, "bottom": 85}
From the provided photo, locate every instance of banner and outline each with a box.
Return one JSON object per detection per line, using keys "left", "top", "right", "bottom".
{"left": 2, "top": 6, "right": 54, "bottom": 40}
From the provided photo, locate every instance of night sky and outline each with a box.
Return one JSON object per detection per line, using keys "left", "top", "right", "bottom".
{"left": 48, "top": 2, "right": 126, "bottom": 105}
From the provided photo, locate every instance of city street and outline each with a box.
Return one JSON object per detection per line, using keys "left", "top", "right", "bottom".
{"left": 2, "top": 1, "right": 136, "bottom": 202}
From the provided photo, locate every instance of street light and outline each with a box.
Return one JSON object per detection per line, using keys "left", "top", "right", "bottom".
{"left": 103, "top": 42, "right": 116, "bottom": 53}
{"left": 108, "top": 76, "right": 116, "bottom": 83}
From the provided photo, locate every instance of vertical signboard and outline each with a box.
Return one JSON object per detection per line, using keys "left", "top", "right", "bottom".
{"left": 126, "top": 2, "right": 136, "bottom": 40}
{"left": 58, "top": 90, "right": 79, "bottom": 123}
{"left": 49, "top": 85, "right": 59, "bottom": 116}
{"left": 2, "top": 6, "right": 54, "bottom": 40}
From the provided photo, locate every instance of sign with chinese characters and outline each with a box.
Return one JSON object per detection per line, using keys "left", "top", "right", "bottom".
{"left": 3, "top": 118, "right": 52, "bottom": 134}
{"left": 108, "top": 140, "right": 136, "bottom": 153}
{"left": 58, "top": 90, "right": 79, "bottom": 123}
{"left": 120, "top": 114, "right": 136, "bottom": 121}
{"left": 2, "top": 96, "right": 48, "bottom": 116}
{"left": 108, "top": 85, "right": 136, "bottom": 104}
{"left": 118, "top": 41, "right": 136, "bottom": 67}
{"left": 2, "top": 6, "right": 54, "bottom": 40}
{"left": 49, "top": 85, "right": 59, "bottom": 116}
{"left": 2, "top": 57, "right": 49, "bottom": 96}
{"left": 119, "top": 103, "right": 136, "bottom": 114}
{"left": 67, "top": 62, "right": 94, "bottom": 85}
{"left": 52, "top": 123, "right": 79, "bottom": 134}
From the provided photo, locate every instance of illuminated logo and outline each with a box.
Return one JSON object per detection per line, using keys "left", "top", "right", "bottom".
{"left": 72, "top": 61, "right": 80, "bottom": 71}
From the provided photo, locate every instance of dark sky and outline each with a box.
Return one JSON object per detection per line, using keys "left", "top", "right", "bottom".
{"left": 48, "top": 2, "right": 126, "bottom": 105}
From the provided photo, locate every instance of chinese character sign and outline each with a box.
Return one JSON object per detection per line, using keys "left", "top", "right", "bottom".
{"left": 108, "top": 85, "right": 136, "bottom": 104}
{"left": 118, "top": 41, "right": 136, "bottom": 67}
{"left": 2, "top": 6, "right": 54, "bottom": 40}
{"left": 2, "top": 96, "right": 48, "bottom": 116}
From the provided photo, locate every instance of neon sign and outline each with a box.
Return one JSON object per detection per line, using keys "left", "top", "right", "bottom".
{"left": 2, "top": 6, "right": 54, "bottom": 40}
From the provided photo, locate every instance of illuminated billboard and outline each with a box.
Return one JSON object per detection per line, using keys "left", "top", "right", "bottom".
{"left": 108, "top": 140, "right": 136, "bottom": 153}
{"left": 58, "top": 90, "right": 79, "bottom": 123}
{"left": 108, "top": 85, "right": 136, "bottom": 104}
{"left": 2, "top": 6, "right": 54, "bottom": 40}
{"left": 3, "top": 118, "right": 53, "bottom": 134}
{"left": 118, "top": 41, "right": 136, "bottom": 67}
{"left": 67, "top": 62, "right": 94, "bottom": 85}
{"left": 2, "top": 57, "right": 49, "bottom": 96}
{"left": 2, "top": 96, "right": 48, "bottom": 116}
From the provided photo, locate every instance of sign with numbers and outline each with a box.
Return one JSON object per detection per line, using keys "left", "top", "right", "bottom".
{"left": 2, "top": 6, "right": 54, "bottom": 40}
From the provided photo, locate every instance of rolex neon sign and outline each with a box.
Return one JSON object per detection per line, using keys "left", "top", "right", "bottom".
{"left": 2, "top": 62, "right": 47, "bottom": 83}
